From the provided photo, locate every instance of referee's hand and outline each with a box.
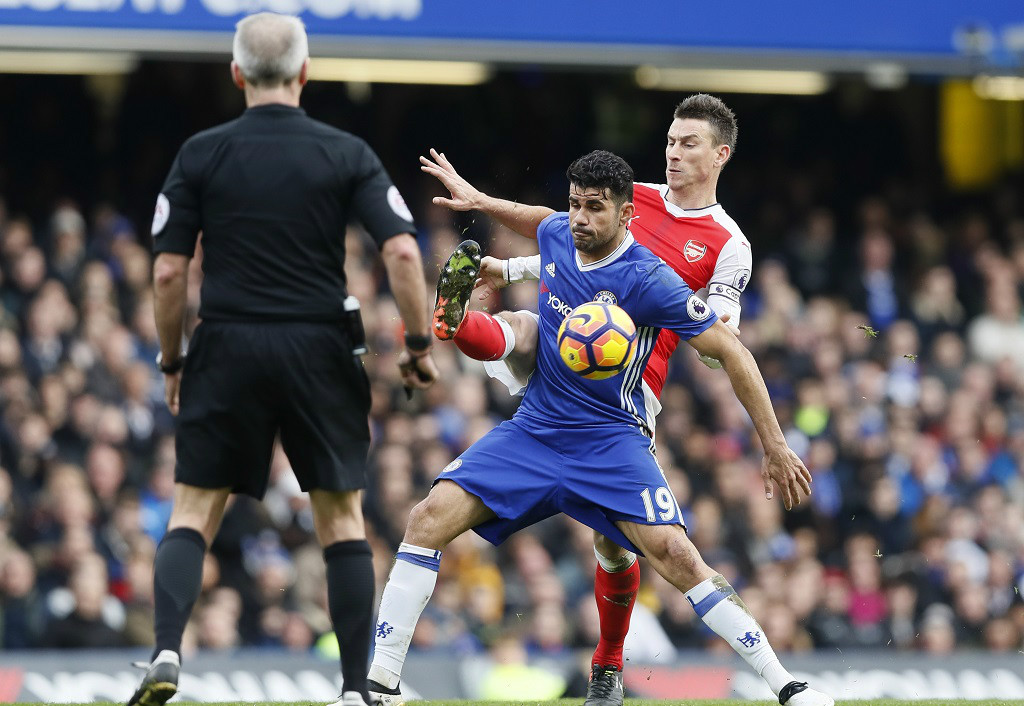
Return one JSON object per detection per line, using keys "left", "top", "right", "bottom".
{"left": 398, "top": 348, "right": 438, "bottom": 391}
{"left": 163, "top": 371, "right": 183, "bottom": 415}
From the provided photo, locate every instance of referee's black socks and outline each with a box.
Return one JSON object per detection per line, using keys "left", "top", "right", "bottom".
{"left": 324, "top": 539, "right": 375, "bottom": 701}
{"left": 152, "top": 527, "right": 207, "bottom": 661}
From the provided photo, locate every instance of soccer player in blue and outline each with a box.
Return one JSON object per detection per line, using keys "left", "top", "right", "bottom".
{"left": 368, "top": 151, "right": 833, "bottom": 706}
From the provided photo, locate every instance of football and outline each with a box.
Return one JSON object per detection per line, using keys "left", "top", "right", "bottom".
{"left": 556, "top": 302, "right": 638, "bottom": 380}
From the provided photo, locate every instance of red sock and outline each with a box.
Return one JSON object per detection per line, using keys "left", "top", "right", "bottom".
{"left": 591, "top": 559, "right": 640, "bottom": 669}
{"left": 453, "top": 311, "right": 509, "bottom": 361}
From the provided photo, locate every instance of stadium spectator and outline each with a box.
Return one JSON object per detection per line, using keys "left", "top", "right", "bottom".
{"left": 41, "top": 553, "right": 127, "bottom": 648}
{"left": 0, "top": 548, "right": 45, "bottom": 648}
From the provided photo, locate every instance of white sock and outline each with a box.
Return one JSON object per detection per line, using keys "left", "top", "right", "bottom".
{"left": 685, "top": 575, "right": 795, "bottom": 695}
{"left": 493, "top": 315, "right": 516, "bottom": 360}
{"left": 367, "top": 543, "right": 441, "bottom": 689}
{"left": 594, "top": 545, "right": 637, "bottom": 573}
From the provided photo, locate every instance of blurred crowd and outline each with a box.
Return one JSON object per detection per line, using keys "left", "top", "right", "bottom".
{"left": 0, "top": 166, "right": 1023, "bottom": 668}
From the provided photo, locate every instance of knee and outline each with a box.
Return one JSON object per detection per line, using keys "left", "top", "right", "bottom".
{"left": 594, "top": 533, "right": 627, "bottom": 559}
{"left": 403, "top": 496, "right": 446, "bottom": 548}
{"left": 169, "top": 497, "right": 211, "bottom": 527}
{"left": 168, "top": 485, "right": 230, "bottom": 545}
{"left": 496, "top": 311, "right": 537, "bottom": 353}
{"left": 167, "top": 508, "right": 217, "bottom": 546}
{"left": 310, "top": 490, "right": 365, "bottom": 545}
{"left": 667, "top": 537, "right": 709, "bottom": 583}
{"left": 651, "top": 532, "right": 707, "bottom": 580}
{"left": 406, "top": 497, "right": 433, "bottom": 529}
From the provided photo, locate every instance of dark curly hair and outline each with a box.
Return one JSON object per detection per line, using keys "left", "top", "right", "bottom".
{"left": 674, "top": 93, "right": 738, "bottom": 154}
{"left": 565, "top": 150, "right": 634, "bottom": 206}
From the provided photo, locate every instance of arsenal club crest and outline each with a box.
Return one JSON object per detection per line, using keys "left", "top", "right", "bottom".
{"left": 683, "top": 240, "right": 707, "bottom": 263}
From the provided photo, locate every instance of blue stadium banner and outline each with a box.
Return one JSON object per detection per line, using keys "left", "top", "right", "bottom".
{"left": 0, "top": 0, "right": 1021, "bottom": 61}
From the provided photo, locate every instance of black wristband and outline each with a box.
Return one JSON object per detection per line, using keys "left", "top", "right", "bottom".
{"left": 404, "top": 334, "right": 432, "bottom": 353}
{"left": 156, "top": 352, "right": 185, "bottom": 374}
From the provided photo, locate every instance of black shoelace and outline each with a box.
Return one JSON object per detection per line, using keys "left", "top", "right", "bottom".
{"left": 589, "top": 666, "right": 618, "bottom": 698}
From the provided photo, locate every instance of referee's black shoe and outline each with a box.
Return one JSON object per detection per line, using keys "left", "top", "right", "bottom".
{"left": 432, "top": 239, "right": 481, "bottom": 340}
{"left": 126, "top": 650, "right": 179, "bottom": 706}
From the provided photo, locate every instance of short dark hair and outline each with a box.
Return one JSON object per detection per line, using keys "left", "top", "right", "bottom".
{"left": 674, "top": 93, "right": 738, "bottom": 154}
{"left": 565, "top": 150, "right": 634, "bottom": 205}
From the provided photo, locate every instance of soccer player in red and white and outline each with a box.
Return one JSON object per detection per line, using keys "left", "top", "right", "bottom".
{"left": 411, "top": 96, "right": 815, "bottom": 706}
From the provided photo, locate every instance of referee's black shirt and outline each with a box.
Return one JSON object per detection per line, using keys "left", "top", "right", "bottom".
{"left": 151, "top": 104, "right": 416, "bottom": 322}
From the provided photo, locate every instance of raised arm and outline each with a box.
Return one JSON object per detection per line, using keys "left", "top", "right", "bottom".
{"left": 686, "top": 321, "right": 812, "bottom": 510}
{"left": 420, "top": 149, "right": 553, "bottom": 239}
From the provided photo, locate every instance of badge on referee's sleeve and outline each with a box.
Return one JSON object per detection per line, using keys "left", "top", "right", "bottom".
{"left": 387, "top": 185, "right": 413, "bottom": 223}
{"left": 152, "top": 193, "right": 170, "bottom": 236}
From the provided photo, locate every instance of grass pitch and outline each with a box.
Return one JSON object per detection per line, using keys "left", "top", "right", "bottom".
{"left": 8, "top": 701, "right": 1024, "bottom": 706}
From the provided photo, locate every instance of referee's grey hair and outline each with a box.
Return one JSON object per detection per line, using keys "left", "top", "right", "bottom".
{"left": 232, "top": 13, "right": 308, "bottom": 87}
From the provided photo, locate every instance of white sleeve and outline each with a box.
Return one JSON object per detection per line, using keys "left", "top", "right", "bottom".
{"left": 706, "top": 236, "right": 752, "bottom": 326}
{"left": 506, "top": 254, "right": 542, "bottom": 283}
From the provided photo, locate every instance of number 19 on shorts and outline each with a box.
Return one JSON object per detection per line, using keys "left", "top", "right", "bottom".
{"left": 640, "top": 486, "right": 678, "bottom": 522}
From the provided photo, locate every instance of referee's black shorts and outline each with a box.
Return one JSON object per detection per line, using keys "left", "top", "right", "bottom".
{"left": 174, "top": 320, "right": 371, "bottom": 499}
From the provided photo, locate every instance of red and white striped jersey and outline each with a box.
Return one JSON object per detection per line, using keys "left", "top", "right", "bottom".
{"left": 631, "top": 182, "right": 752, "bottom": 401}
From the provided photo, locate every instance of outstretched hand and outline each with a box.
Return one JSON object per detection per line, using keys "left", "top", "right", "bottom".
{"left": 420, "top": 149, "right": 483, "bottom": 212}
{"left": 761, "top": 446, "right": 813, "bottom": 510}
{"left": 474, "top": 256, "right": 508, "bottom": 300}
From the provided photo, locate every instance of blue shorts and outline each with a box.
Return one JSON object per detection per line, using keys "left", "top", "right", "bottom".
{"left": 436, "top": 417, "right": 685, "bottom": 554}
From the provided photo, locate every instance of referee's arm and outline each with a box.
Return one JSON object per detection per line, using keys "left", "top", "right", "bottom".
{"left": 151, "top": 145, "right": 201, "bottom": 414}
{"left": 382, "top": 233, "right": 430, "bottom": 338}
{"left": 153, "top": 252, "right": 189, "bottom": 413}
{"left": 352, "top": 141, "right": 437, "bottom": 389}
{"left": 381, "top": 233, "right": 438, "bottom": 389}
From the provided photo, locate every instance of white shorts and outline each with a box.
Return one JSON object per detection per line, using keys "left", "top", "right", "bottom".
{"left": 482, "top": 311, "right": 538, "bottom": 396}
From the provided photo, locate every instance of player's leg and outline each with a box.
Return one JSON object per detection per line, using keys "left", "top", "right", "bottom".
{"left": 307, "top": 489, "right": 375, "bottom": 706}
{"left": 497, "top": 309, "right": 540, "bottom": 380}
{"left": 550, "top": 428, "right": 662, "bottom": 706}
{"left": 129, "top": 322, "right": 275, "bottom": 706}
{"left": 368, "top": 479, "right": 496, "bottom": 703}
{"left": 371, "top": 419, "right": 563, "bottom": 704}
{"left": 432, "top": 239, "right": 483, "bottom": 341}
{"left": 559, "top": 427, "right": 830, "bottom": 706}
{"left": 587, "top": 531, "right": 640, "bottom": 702}
{"left": 127, "top": 483, "right": 231, "bottom": 706}
{"left": 431, "top": 239, "right": 539, "bottom": 393}
{"left": 156, "top": 484, "right": 232, "bottom": 646}
{"left": 278, "top": 321, "right": 377, "bottom": 706}
{"left": 583, "top": 531, "right": 640, "bottom": 706}
{"left": 616, "top": 522, "right": 834, "bottom": 706}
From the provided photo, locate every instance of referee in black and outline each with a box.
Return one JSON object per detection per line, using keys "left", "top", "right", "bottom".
{"left": 127, "top": 13, "right": 438, "bottom": 706}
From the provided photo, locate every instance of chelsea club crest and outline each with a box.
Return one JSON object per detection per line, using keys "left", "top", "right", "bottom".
{"left": 594, "top": 290, "right": 618, "bottom": 305}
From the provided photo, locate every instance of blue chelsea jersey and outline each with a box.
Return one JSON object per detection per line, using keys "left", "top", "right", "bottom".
{"left": 516, "top": 212, "right": 718, "bottom": 433}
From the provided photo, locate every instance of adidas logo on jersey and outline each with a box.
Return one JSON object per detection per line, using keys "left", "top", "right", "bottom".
{"left": 546, "top": 262, "right": 556, "bottom": 277}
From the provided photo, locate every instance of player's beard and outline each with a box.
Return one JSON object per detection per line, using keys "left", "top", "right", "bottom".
{"left": 572, "top": 227, "right": 616, "bottom": 255}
